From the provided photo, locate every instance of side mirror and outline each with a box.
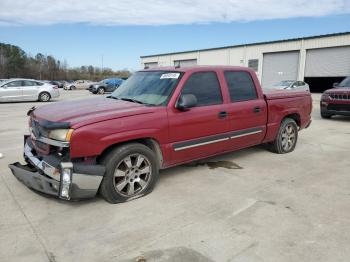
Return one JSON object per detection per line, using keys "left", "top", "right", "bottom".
{"left": 176, "top": 94, "right": 197, "bottom": 111}
{"left": 333, "top": 82, "right": 339, "bottom": 88}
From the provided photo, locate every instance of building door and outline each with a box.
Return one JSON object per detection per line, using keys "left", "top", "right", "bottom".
{"left": 261, "top": 51, "right": 300, "bottom": 89}
{"left": 304, "top": 46, "right": 350, "bottom": 92}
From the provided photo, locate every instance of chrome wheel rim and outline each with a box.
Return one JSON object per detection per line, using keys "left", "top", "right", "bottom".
{"left": 113, "top": 154, "right": 152, "bottom": 197}
{"left": 41, "top": 93, "right": 49, "bottom": 101}
{"left": 281, "top": 124, "right": 296, "bottom": 151}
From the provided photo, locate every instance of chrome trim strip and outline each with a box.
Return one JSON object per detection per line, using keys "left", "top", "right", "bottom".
{"left": 230, "top": 130, "right": 263, "bottom": 139}
{"left": 24, "top": 143, "right": 59, "bottom": 179}
{"left": 174, "top": 137, "right": 229, "bottom": 151}
{"left": 174, "top": 128, "right": 263, "bottom": 151}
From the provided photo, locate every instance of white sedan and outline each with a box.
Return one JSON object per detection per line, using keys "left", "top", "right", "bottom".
{"left": 272, "top": 80, "right": 310, "bottom": 92}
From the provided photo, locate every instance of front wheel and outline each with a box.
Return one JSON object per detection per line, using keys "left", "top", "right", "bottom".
{"left": 99, "top": 143, "right": 159, "bottom": 203}
{"left": 270, "top": 118, "right": 298, "bottom": 154}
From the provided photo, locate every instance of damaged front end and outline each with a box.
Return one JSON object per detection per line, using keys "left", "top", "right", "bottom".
{"left": 8, "top": 116, "right": 105, "bottom": 200}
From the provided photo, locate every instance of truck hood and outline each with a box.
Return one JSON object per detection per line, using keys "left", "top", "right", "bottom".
{"left": 33, "top": 97, "right": 154, "bottom": 128}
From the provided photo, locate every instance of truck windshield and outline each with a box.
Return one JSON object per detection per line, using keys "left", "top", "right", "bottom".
{"left": 110, "top": 71, "right": 182, "bottom": 105}
{"left": 339, "top": 77, "right": 350, "bottom": 88}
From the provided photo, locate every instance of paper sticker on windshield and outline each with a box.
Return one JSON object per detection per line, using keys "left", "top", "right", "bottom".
{"left": 160, "top": 73, "right": 180, "bottom": 79}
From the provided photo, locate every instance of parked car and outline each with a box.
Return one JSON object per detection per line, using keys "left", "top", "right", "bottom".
{"left": 64, "top": 80, "right": 93, "bottom": 90}
{"left": 50, "top": 81, "right": 64, "bottom": 89}
{"left": 320, "top": 76, "right": 350, "bottom": 118}
{"left": 89, "top": 78, "right": 124, "bottom": 94}
{"left": 0, "top": 79, "right": 59, "bottom": 102}
{"left": 9, "top": 66, "right": 312, "bottom": 203}
{"left": 271, "top": 80, "right": 310, "bottom": 91}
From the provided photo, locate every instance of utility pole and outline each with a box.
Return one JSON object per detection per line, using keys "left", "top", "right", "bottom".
{"left": 101, "top": 55, "right": 104, "bottom": 73}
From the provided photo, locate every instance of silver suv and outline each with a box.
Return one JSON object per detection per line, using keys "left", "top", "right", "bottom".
{"left": 0, "top": 79, "right": 60, "bottom": 102}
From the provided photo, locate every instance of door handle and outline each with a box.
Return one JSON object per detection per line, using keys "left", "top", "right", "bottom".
{"left": 253, "top": 107, "right": 261, "bottom": 113}
{"left": 218, "top": 111, "right": 228, "bottom": 119}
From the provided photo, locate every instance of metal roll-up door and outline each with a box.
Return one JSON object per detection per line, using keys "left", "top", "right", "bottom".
{"left": 261, "top": 51, "right": 300, "bottom": 89}
{"left": 305, "top": 46, "right": 350, "bottom": 77}
{"left": 174, "top": 59, "right": 197, "bottom": 67}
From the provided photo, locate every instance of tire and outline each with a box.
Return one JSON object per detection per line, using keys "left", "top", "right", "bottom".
{"left": 38, "top": 92, "right": 51, "bottom": 102}
{"left": 70, "top": 85, "right": 76, "bottom": 90}
{"left": 321, "top": 111, "right": 332, "bottom": 119}
{"left": 97, "top": 87, "right": 105, "bottom": 95}
{"left": 99, "top": 143, "right": 159, "bottom": 204}
{"left": 269, "top": 118, "right": 298, "bottom": 154}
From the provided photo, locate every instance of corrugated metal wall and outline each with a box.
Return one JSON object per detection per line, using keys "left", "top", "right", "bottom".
{"left": 141, "top": 33, "right": 350, "bottom": 82}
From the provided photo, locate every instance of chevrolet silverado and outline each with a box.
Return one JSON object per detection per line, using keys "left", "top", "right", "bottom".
{"left": 9, "top": 66, "right": 312, "bottom": 203}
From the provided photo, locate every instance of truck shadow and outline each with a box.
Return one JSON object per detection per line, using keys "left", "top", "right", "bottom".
{"left": 160, "top": 144, "right": 266, "bottom": 179}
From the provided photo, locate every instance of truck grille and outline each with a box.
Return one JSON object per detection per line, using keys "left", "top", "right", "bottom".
{"left": 327, "top": 104, "right": 350, "bottom": 112}
{"left": 329, "top": 93, "right": 350, "bottom": 100}
{"left": 31, "top": 119, "right": 50, "bottom": 154}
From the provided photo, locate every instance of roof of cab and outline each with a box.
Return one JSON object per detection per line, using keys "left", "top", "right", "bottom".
{"left": 140, "top": 65, "right": 254, "bottom": 73}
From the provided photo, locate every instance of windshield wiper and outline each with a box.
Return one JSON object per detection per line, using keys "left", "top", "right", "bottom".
{"left": 108, "top": 96, "right": 154, "bottom": 106}
{"left": 119, "top": 97, "right": 145, "bottom": 104}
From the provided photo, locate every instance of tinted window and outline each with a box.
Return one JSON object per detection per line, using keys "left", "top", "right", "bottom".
{"left": 23, "top": 80, "right": 36, "bottom": 86}
{"left": 181, "top": 72, "right": 222, "bottom": 106}
{"left": 4, "top": 80, "right": 23, "bottom": 87}
{"left": 224, "top": 71, "right": 258, "bottom": 102}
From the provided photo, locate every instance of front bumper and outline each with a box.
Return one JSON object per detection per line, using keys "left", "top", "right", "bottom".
{"left": 320, "top": 101, "right": 350, "bottom": 116}
{"left": 9, "top": 140, "right": 105, "bottom": 200}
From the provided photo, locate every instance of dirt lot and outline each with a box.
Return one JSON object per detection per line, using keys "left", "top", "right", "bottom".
{"left": 1, "top": 90, "right": 349, "bottom": 262}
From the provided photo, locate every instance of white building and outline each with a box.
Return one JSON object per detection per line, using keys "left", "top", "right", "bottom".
{"left": 140, "top": 32, "right": 350, "bottom": 92}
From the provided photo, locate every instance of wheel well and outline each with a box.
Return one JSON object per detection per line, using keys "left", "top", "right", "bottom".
{"left": 284, "top": 113, "right": 300, "bottom": 127}
{"left": 97, "top": 138, "right": 164, "bottom": 168}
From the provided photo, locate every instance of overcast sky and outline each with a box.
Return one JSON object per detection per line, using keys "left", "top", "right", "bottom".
{"left": 0, "top": 0, "right": 349, "bottom": 70}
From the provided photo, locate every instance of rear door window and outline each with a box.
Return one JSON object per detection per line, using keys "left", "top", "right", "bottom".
{"left": 181, "top": 72, "right": 223, "bottom": 106}
{"left": 224, "top": 71, "right": 258, "bottom": 102}
{"left": 23, "top": 80, "right": 36, "bottom": 87}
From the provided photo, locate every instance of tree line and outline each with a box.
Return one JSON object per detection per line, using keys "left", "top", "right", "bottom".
{"left": 0, "top": 43, "right": 131, "bottom": 81}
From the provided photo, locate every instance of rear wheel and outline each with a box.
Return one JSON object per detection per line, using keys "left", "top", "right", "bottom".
{"left": 270, "top": 118, "right": 298, "bottom": 154}
{"left": 99, "top": 143, "right": 159, "bottom": 203}
{"left": 38, "top": 92, "right": 51, "bottom": 102}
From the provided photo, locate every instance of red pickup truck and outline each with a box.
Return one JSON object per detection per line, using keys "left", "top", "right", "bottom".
{"left": 9, "top": 66, "right": 312, "bottom": 203}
